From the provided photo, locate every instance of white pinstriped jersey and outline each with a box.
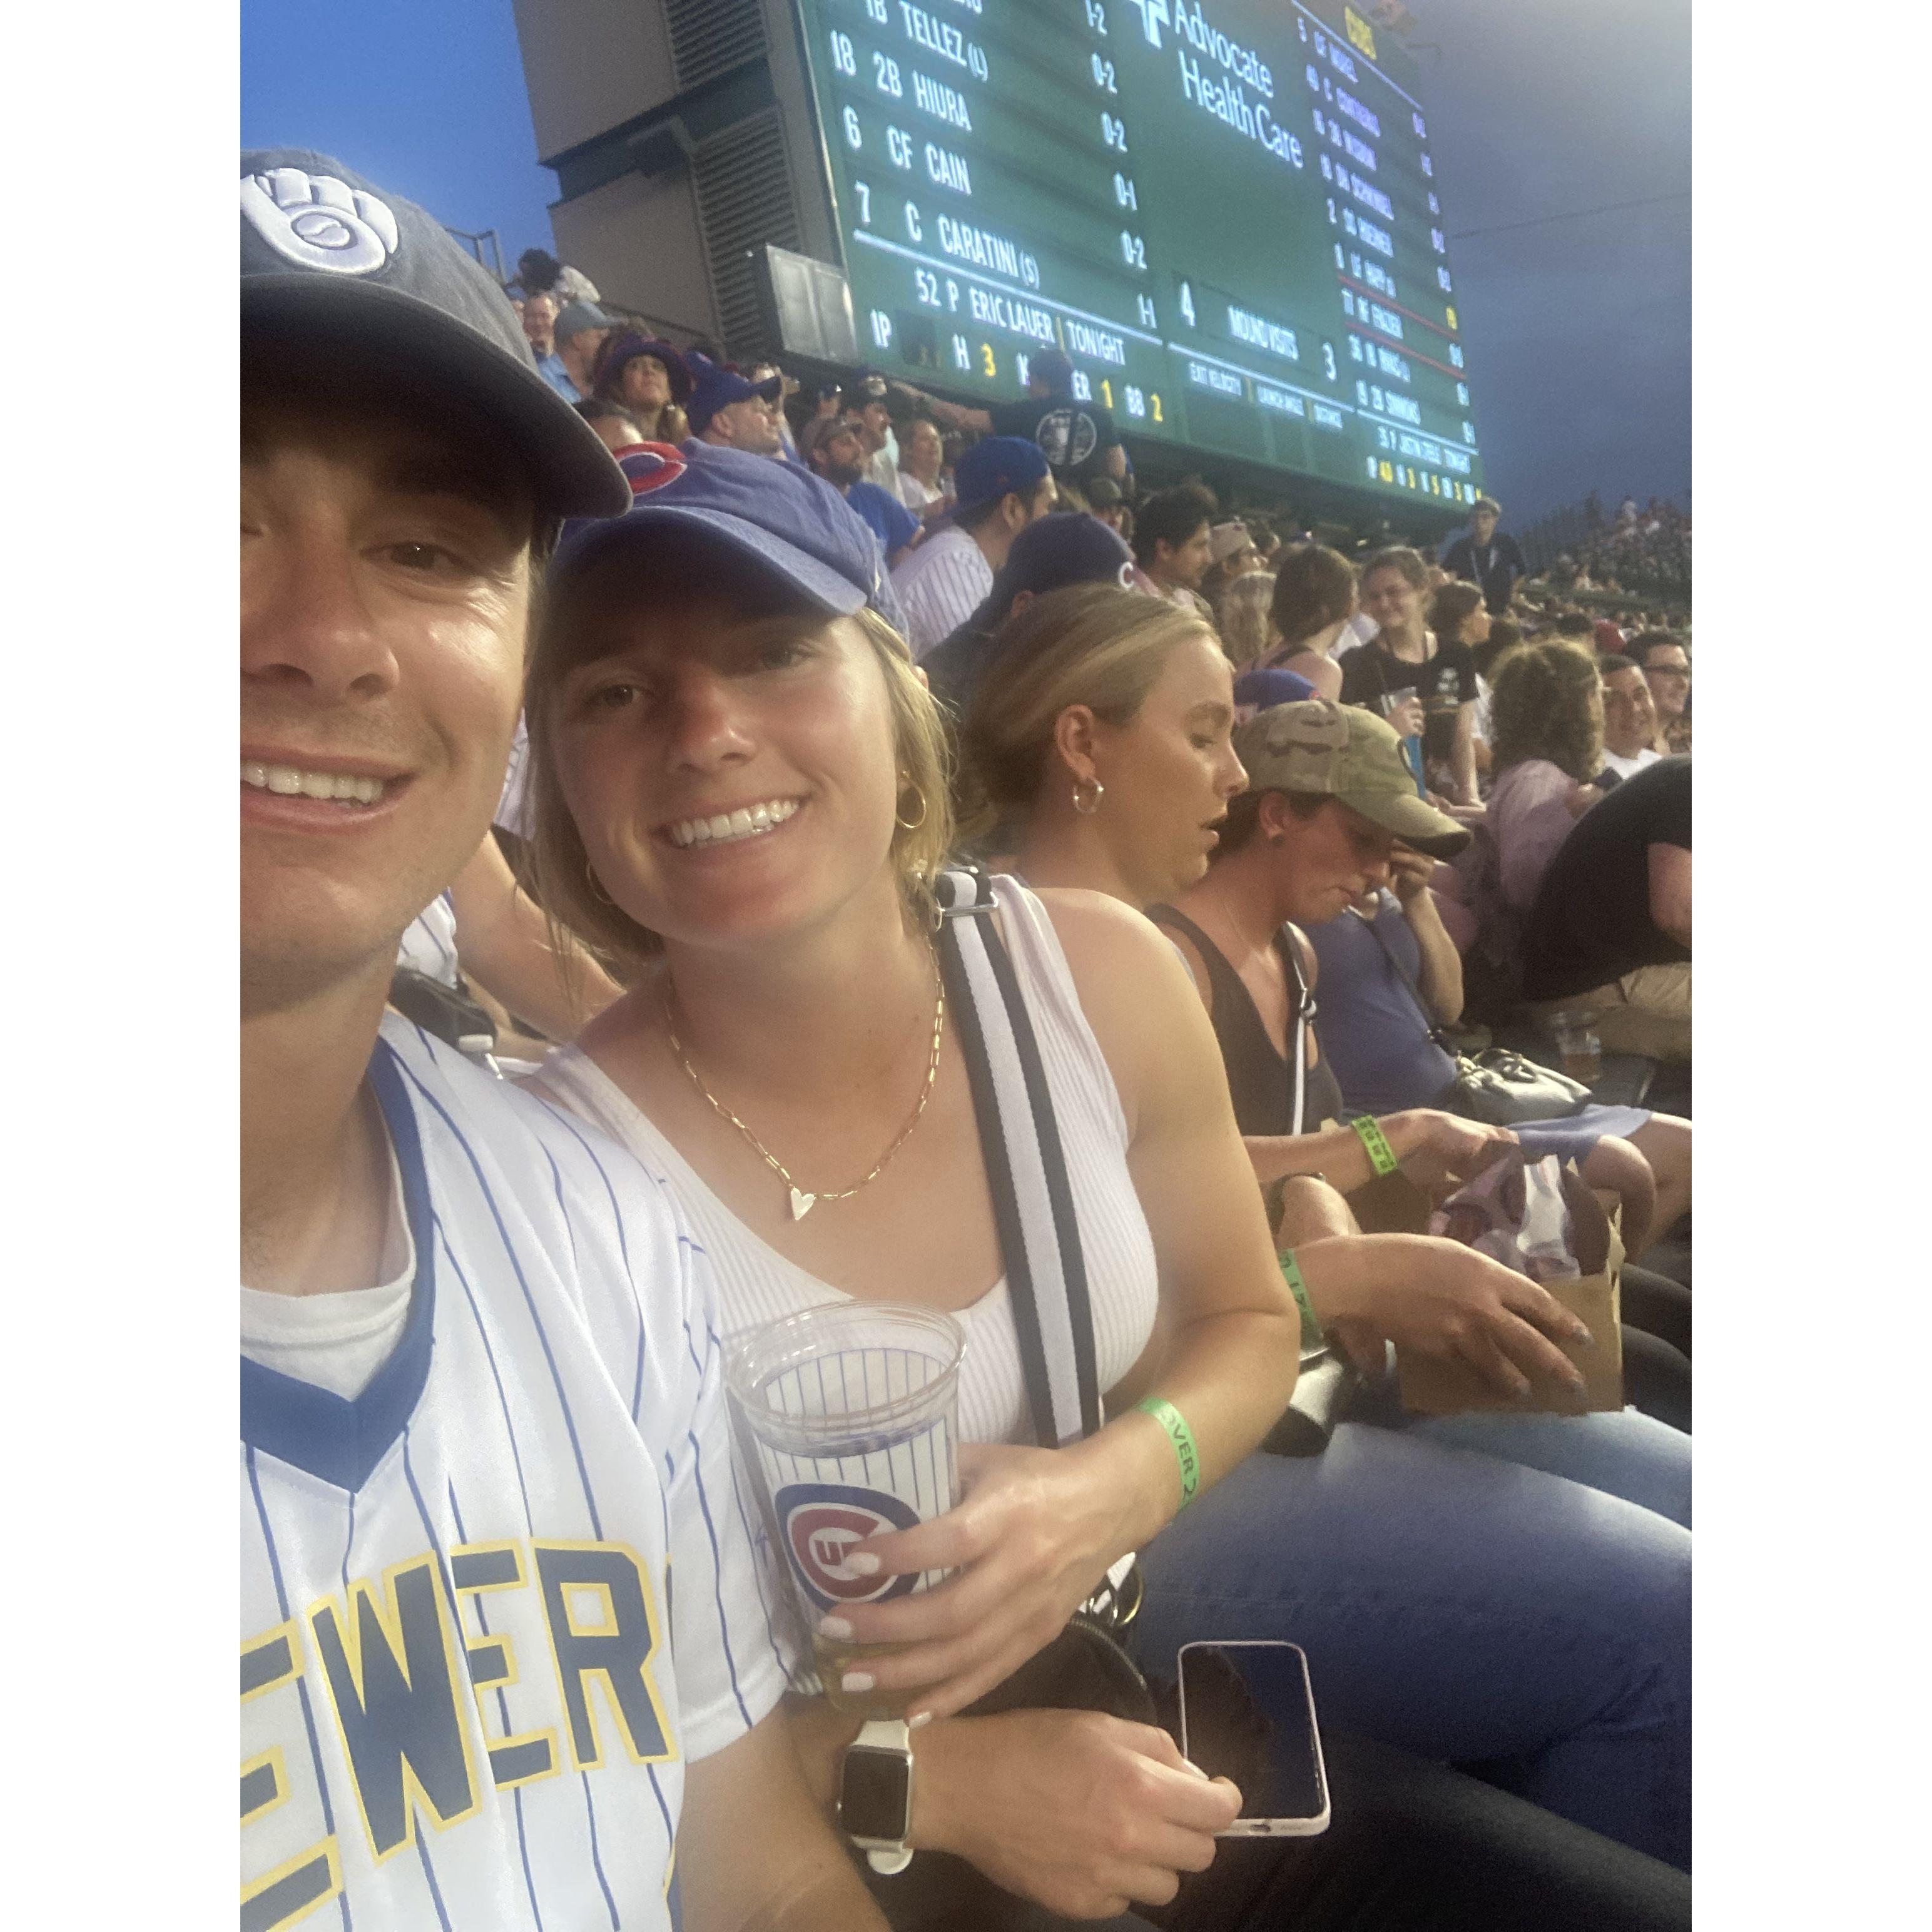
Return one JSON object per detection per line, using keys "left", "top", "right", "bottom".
{"left": 395, "top": 892, "right": 460, "bottom": 990}
{"left": 241, "top": 1015, "right": 791, "bottom": 1932}
{"left": 889, "top": 526, "right": 994, "bottom": 656}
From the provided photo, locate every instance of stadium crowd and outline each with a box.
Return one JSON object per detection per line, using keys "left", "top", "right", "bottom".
{"left": 242, "top": 151, "right": 1692, "bottom": 1932}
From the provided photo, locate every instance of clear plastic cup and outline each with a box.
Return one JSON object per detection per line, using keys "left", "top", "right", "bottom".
{"left": 726, "top": 1303, "right": 965, "bottom": 1717}
{"left": 1552, "top": 1013, "right": 1603, "bottom": 1087}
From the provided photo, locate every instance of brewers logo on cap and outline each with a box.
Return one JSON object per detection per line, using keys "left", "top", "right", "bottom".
{"left": 774, "top": 1482, "right": 922, "bottom": 1613}
{"left": 241, "top": 166, "right": 401, "bottom": 277}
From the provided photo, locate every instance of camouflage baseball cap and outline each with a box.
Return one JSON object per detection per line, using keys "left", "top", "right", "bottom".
{"left": 1232, "top": 699, "right": 1472, "bottom": 859}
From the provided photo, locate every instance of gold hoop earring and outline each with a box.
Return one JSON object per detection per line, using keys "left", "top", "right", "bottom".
{"left": 1072, "top": 776, "right": 1105, "bottom": 816}
{"left": 895, "top": 782, "right": 928, "bottom": 831}
{"left": 586, "top": 859, "right": 614, "bottom": 906}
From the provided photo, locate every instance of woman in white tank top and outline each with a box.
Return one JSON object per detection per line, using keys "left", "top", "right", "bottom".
{"left": 517, "top": 448, "right": 1313, "bottom": 1919}
{"left": 520, "top": 464, "right": 1691, "bottom": 1927}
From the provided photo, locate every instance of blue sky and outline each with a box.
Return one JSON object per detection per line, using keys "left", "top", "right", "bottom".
{"left": 242, "top": 0, "right": 1689, "bottom": 523}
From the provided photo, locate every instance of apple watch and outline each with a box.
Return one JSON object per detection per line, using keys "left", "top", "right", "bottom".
{"left": 838, "top": 1717, "right": 915, "bottom": 1874}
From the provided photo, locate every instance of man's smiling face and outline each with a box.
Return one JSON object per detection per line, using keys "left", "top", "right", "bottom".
{"left": 240, "top": 358, "right": 535, "bottom": 1007}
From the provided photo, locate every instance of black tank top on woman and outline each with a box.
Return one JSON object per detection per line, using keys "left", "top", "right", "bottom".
{"left": 1148, "top": 906, "right": 1345, "bottom": 1136}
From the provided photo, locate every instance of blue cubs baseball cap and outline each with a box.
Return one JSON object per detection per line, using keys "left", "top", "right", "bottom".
{"left": 685, "top": 352, "right": 784, "bottom": 435}
{"left": 986, "top": 511, "right": 1136, "bottom": 610}
{"left": 550, "top": 440, "right": 897, "bottom": 617}
{"left": 240, "top": 148, "right": 628, "bottom": 519}
{"left": 953, "top": 436, "right": 1051, "bottom": 514}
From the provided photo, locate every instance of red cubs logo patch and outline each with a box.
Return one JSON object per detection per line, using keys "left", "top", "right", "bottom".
{"left": 618, "top": 444, "right": 689, "bottom": 496}
{"left": 775, "top": 1483, "right": 922, "bottom": 1611}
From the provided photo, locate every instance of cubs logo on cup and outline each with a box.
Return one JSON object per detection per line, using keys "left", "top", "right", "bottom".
{"left": 775, "top": 1482, "right": 923, "bottom": 1612}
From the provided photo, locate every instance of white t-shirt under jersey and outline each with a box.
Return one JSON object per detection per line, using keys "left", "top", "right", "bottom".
{"left": 240, "top": 1144, "right": 414, "bottom": 1399}
{"left": 241, "top": 1017, "right": 789, "bottom": 1931}
{"left": 538, "top": 876, "right": 1161, "bottom": 1449}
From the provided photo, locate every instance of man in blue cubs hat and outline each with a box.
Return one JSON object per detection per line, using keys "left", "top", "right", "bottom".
{"left": 888, "top": 435, "right": 1054, "bottom": 656}
{"left": 687, "top": 351, "right": 785, "bottom": 456}
{"left": 240, "top": 150, "right": 890, "bottom": 1932}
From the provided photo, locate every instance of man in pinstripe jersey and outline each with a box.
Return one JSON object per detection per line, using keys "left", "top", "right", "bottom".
{"left": 890, "top": 436, "right": 1055, "bottom": 656}
{"left": 240, "top": 149, "right": 888, "bottom": 1932}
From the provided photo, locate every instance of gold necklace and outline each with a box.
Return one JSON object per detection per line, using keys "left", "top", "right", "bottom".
{"left": 661, "top": 948, "right": 947, "bottom": 1222}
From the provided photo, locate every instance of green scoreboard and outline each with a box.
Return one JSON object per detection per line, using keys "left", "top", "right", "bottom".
{"left": 790, "top": 0, "right": 1484, "bottom": 508}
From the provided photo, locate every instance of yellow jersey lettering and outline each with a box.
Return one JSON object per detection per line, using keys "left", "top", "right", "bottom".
{"left": 307, "top": 1555, "right": 482, "bottom": 1862}
{"left": 534, "top": 1541, "right": 676, "bottom": 1771}
{"left": 240, "top": 1624, "right": 339, "bottom": 1931}
{"left": 449, "top": 1541, "right": 559, "bottom": 1791}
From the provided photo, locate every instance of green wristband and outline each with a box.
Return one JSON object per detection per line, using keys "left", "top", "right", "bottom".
{"left": 1278, "top": 1249, "right": 1326, "bottom": 1352}
{"left": 1350, "top": 1115, "right": 1400, "bottom": 1177}
{"left": 1132, "top": 1398, "right": 1201, "bottom": 1508}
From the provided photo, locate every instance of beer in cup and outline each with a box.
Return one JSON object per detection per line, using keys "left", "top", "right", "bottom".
{"left": 727, "top": 1303, "right": 965, "bottom": 1719}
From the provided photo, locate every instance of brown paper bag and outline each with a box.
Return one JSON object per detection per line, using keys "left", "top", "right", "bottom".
{"left": 1397, "top": 1181, "right": 1625, "bottom": 1416}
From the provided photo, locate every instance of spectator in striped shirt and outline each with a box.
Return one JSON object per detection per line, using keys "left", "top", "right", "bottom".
{"left": 890, "top": 437, "right": 1055, "bottom": 656}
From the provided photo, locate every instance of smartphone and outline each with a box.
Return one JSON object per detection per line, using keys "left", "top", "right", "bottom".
{"left": 1176, "top": 1640, "right": 1330, "bottom": 1838}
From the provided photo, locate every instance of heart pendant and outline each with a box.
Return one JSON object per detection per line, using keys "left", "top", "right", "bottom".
{"left": 788, "top": 1186, "right": 817, "bottom": 1222}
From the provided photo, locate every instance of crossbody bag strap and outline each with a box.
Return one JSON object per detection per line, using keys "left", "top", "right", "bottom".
{"left": 1276, "top": 927, "right": 1318, "bottom": 1137}
{"left": 934, "top": 869, "right": 1102, "bottom": 1448}
{"left": 1355, "top": 900, "right": 1455, "bottom": 1049}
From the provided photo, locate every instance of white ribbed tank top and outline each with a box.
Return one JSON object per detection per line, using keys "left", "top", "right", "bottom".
{"left": 541, "top": 876, "right": 1160, "bottom": 1446}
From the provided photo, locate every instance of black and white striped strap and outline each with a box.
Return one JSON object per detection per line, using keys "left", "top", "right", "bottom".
{"left": 935, "top": 868, "right": 1102, "bottom": 1448}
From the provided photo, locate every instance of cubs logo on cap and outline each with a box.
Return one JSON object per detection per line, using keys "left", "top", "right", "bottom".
{"left": 774, "top": 1483, "right": 922, "bottom": 1613}
{"left": 616, "top": 444, "right": 689, "bottom": 496}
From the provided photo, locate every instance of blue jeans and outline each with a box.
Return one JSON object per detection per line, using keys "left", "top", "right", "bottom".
{"left": 1131, "top": 1428, "right": 1691, "bottom": 1869}
{"left": 1372, "top": 1386, "right": 1693, "bottom": 1528}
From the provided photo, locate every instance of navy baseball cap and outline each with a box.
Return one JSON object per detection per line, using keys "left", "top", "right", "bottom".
{"left": 551, "top": 441, "right": 897, "bottom": 618}
{"left": 953, "top": 436, "right": 1050, "bottom": 513}
{"left": 1030, "top": 348, "right": 1074, "bottom": 390}
{"left": 685, "top": 352, "right": 784, "bottom": 435}
{"left": 987, "top": 512, "right": 1136, "bottom": 611}
{"left": 240, "top": 149, "right": 627, "bottom": 518}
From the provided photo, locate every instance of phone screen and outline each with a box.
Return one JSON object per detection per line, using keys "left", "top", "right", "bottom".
{"left": 1177, "top": 1642, "right": 1327, "bottom": 1828}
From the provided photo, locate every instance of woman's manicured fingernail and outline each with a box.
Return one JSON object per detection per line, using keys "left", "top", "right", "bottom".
{"left": 842, "top": 1552, "right": 882, "bottom": 1577}
{"left": 1180, "top": 1757, "right": 1210, "bottom": 1779}
{"left": 817, "top": 1615, "right": 854, "bottom": 1640}
{"left": 840, "top": 1672, "right": 877, "bottom": 1695}
{"left": 908, "top": 1710, "right": 933, "bottom": 1730}
{"left": 1571, "top": 1324, "right": 1594, "bottom": 1345}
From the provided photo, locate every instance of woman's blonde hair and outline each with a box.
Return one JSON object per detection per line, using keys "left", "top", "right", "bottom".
{"left": 521, "top": 552, "right": 953, "bottom": 976}
{"left": 1488, "top": 637, "right": 1604, "bottom": 783}
{"left": 1214, "top": 569, "right": 1277, "bottom": 671}
{"left": 955, "top": 582, "right": 1216, "bottom": 839}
